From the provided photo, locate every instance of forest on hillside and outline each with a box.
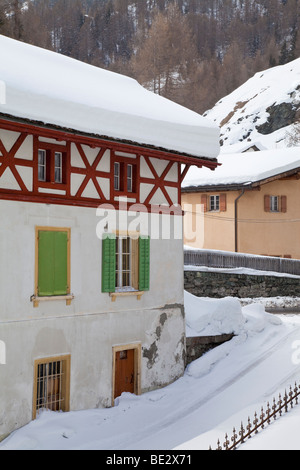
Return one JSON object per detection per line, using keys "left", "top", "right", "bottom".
{"left": 0, "top": 0, "right": 299, "bottom": 113}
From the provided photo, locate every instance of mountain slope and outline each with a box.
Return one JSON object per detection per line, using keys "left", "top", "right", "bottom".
{"left": 205, "top": 58, "right": 300, "bottom": 152}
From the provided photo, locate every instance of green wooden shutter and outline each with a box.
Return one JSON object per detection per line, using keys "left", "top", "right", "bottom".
{"left": 38, "top": 231, "right": 68, "bottom": 296}
{"left": 102, "top": 233, "right": 116, "bottom": 293}
{"left": 53, "top": 231, "right": 68, "bottom": 295}
{"left": 139, "top": 236, "right": 150, "bottom": 291}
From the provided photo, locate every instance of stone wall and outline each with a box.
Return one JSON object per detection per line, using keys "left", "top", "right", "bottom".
{"left": 186, "top": 334, "right": 234, "bottom": 365}
{"left": 184, "top": 270, "right": 300, "bottom": 299}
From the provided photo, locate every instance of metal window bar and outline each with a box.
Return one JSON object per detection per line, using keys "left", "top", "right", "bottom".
{"left": 210, "top": 381, "right": 300, "bottom": 450}
{"left": 36, "top": 360, "right": 65, "bottom": 415}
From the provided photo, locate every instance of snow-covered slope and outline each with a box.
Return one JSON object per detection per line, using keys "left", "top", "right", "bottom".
{"left": 205, "top": 59, "right": 300, "bottom": 151}
{"left": 0, "top": 35, "right": 219, "bottom": 160}
{"left": 1, "top": 293, "right": 300, "bottom": 450}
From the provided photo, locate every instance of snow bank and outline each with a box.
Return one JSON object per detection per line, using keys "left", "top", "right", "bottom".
{"left": 0, "top": 35, "right": 219, "bottom": 160}
{"left": 185, "top": 290, "right": 245, "bottom": 336}
{"left": 185, "top": 290, "right": 282, "bottom": 338}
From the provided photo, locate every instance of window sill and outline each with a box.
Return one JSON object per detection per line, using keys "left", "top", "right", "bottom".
{"left": 31, "top": 294, "right": 74, "bottom": 308}
{"left": 110, "top": 291, "right": 144, "bottom": 302}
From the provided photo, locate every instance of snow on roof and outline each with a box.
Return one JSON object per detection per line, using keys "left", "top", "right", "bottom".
{"left": 182, "top": 146, "right": 300, "bottom": 189}
{"left": 0, "top": 35, "right": 220, "bottom": 160}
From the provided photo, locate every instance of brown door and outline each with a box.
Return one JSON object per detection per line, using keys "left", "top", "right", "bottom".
{"left": 114, "top": 349, "right": 135, "bottom": 399}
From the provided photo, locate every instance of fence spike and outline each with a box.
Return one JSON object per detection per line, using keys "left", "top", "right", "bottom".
{"left": 231, "top": 427, "right": 238, "bottom": 449}
{"left": 239, "top": 422, "right": 245, "bottom": 443}
{"left": 295, "top": 383, "right": 299, "bottom": 405}
{"left": 253, "top": 411, "right": 259, "bottom": 434}
{"left": 278, "top": 393, "right": 283, "bottom": 416}
{"left": 284, "top": 390, "right": 288, "bottom": 413}
{"left": 289, "top": 385, "right": 294, "bottom": 409}
{"left": 272, "top": 397, "right": 277, "bottom": 420}
{"left": 246, "top": 416, "right": 252, "bottom": 438}
{"left": 223, "top": 433, "right": 230, "bottom": 450}
{"left": 266, "top": 402, "right": 271, "bottom": 424}
{"left": 260, "top": 406, "right": 265, "bottom": 429}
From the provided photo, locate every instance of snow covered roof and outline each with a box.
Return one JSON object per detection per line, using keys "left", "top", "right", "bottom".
{"left": 0, "top": 35, "right": 220, "bottom": 161}
{"left": 182, "top": 147, "right": 300, "bottom": 190}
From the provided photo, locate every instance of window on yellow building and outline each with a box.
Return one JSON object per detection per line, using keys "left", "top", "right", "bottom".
{"left": 201, "top": 194, "right": 227, "bottom": 212}
{"left": 264, "top": 195, "right": 287, "bottom": 213}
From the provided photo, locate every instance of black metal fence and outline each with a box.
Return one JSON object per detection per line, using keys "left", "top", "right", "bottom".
{"left": 184, "top": 249, "right": 300, "bottom": 277}
{"left": 210, "top": 382, "right": 300, "bottom": 450}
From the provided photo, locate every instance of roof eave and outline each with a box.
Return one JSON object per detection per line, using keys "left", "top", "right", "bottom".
{"left": 182, "top": 167, "right": 300, "bottom": 192}
{"left": 0, "top": 113, "right": 219, "bottom": 169}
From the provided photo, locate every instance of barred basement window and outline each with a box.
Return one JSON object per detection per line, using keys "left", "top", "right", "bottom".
{"left": 33, "top": 355, "right": 70, "bottom": 419}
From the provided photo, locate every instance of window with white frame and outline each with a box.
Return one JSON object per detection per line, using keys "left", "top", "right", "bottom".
{"left": 270, "top": 195, "right": 279, "bottom": 212}
{"left": 38, "top": 148, "right": 65, "bottom": 184}
{"left": 38, "top": 149, "right": 46, "bottom": 182}
{"left": 54, "top": 152, "right": 63, "bottom": 183}
{"left": 116, "top": 236, "right": 132, "bottom": 290}
{"left": 209, "top": 195, "right": 220, "bottom": 211}
{"left": 113, "top": 161, "right": 136, "bottom": 194}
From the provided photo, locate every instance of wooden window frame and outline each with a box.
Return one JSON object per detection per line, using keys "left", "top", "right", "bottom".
{"left": 37, "top": 143, "right": 67, "bottom": 189}
{"left": 111, "top": 231, "right": 141, "bottom": 301}
{"left": 112, "top": 343, "right": 141, "bottom": 406}
{"left": 265, "top": 195, "right": 287, "bottom": 213}
{"left": 209, "top": 194, "right": 220, "bottom": 212}
{"left": 270, "top": 195, "right": 279, "bottom": 212}
{"left": 112, "top": 155, "right": 138, "bottom": 198}
{"left": 32, "top": 226, "right": 72, "bottom": 307}
{"left": 32, "top": 354, "right": 71, "bottom": 420}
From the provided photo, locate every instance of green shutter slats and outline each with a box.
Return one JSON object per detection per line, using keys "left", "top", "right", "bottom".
{"left": 53, "top": 231, "right": 68, "bottom": 295}
{"left": 139, "top": 236, "right": 150, "bottom": 291}
{"left": 38, "top": 231, "right": 68, "bottom": 296}
{"left": 102, "top": 233, "right": 116, "bottom": 293}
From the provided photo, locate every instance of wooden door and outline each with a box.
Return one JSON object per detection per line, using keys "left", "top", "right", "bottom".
{"left": 114, "top": 349, "right": 135, "bottom": 399}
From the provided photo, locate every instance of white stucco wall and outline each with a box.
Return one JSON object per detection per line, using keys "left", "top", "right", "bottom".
{"left": 0, "top": 199, "right": 185, "bottom": 438}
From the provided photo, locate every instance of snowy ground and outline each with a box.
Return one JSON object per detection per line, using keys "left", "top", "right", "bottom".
{"left": 1, "top": 292, "right": 300, "bottom": 451}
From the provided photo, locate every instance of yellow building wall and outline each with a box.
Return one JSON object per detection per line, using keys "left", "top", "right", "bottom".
{"left": 182, "top": 177, "right": 300, "bottom": 259}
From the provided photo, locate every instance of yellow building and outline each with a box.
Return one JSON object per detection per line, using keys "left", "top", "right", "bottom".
{"left": 182, "top": 148, "right": 300, "bottom": 259}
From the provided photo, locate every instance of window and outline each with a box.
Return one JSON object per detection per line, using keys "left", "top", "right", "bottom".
{"left": 35, "top": 227, "right": 70, "bottom": 298}
{"left": 37, "top": 147, "right": 65, "bottom": 184}
{"left": 38, "top": 149, "right": 46, "bottom": 182}
{"left": 209, "top": 195, "right": 220, "bottom": 211}
{"left": 270, "top": 196, "right": 279, "bottom": 212}
{"left": 264, "top": 195, "right": 287, "bottom": 213}
{"left": 116, "top": 236, "right": 132, "bottom": 290}
{"left": 201, "top": 194, "right": 227, "bottom": 213}
{"left": 113, "top": 160, "right": 136, "bottom": 194}
{"left": 54, "top": 152, "right": 63, "bottom": 183}
{"left": 102, "top": 233, "right": 150, "bottom": 297}
{"left": 33, "top": 355, "right": 70, "bottom": 419}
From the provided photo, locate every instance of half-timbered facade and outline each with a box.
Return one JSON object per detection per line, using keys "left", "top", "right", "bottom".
{"left": 0, "top": 35, "right": 219, "bottom": 439}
